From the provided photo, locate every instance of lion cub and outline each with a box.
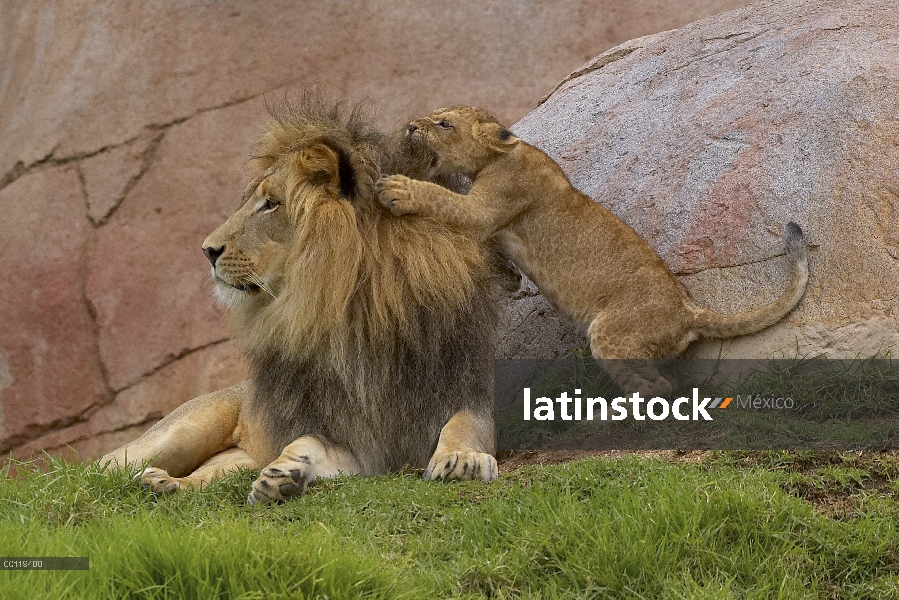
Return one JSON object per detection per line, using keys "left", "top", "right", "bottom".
{"left": 376, "top": 106, "right": 808, "bottom": 395}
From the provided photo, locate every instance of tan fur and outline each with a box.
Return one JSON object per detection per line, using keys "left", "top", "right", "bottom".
{"left": 376, "top": 106, "right": 809, "bottom": 395}
{"left": 100, "top": 98, "right": 500, "bottom": 502}
{"left": 426, "top": 410, "right": 498, "bottom": 482}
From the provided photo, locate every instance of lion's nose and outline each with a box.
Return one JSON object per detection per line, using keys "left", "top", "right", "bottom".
{"left": 405, "top": 123, "right": 418, "bottom": 137}
{"left": 203, "top": 245, "right": 224, "bottom": 267}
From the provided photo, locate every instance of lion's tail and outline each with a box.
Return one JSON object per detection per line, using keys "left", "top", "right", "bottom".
{"left": 691, "top": 221, "right": 808, "bottom": 339}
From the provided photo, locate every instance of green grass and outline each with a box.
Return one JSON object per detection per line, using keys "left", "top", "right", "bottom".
{"left": 1, "top": 453, "right": 898, "bottom": 599}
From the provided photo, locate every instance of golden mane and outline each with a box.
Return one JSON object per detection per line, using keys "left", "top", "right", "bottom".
{"left": 228, "top": 97, "right": 490, "bottom": 371}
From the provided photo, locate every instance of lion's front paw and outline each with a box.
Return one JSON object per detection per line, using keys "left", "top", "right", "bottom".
{"left": 140, "top": 467, "right": 181, "bottom": 494}
{"left": 248, "top": 458, "right": 315, "bottom": 505}
{"left": 425, "top": 450, "right": 498, "bottom": 483}
{"left": 375, "top": 175, "right": 418, "bottom": 215}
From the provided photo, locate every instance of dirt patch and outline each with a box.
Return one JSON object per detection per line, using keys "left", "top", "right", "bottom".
{"left": 497, "top": 449, "right": 708, "bottom": 471}
{"left": 498, "top": 449, "right": 899, "bottom": 520}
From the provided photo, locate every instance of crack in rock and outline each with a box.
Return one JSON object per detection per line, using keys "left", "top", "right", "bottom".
{"left": 0, "top": 92, "right": 264, "bottom": 196}
{"left": 669, "top": 29, "right": 767, "bottom": 72}
{"left": 112, "top": 337, "right": 232, "bottom": 395}
{"left": 539, "top": 47, "right": 639, "bottom": 106}
{"left": 84, "top": 131, "right": 167, "bottom": 227}
{"left": 537, "top": 30, "right": 675, "bottom": 107}
{"left": 39, "top": 415, "right": 163, "bottom": 456}
{"left": 1, "top": 414, "right": 86, "bottom": 456}
{"left": 0, "top": 337, "right": 233, "bottom": 455}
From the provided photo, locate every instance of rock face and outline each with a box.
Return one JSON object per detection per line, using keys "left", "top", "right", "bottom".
{"left": 504, "top": 0, "right": 899, "bottom": 360}
{"left": 0, "top": 0, "right": 755, "bottom": 458}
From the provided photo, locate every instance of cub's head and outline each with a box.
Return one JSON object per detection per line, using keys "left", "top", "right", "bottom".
{"left": 404, "top": 106, "right": 519, "bottom": 179}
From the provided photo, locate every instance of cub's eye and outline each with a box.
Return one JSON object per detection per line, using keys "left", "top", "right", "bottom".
{"left": 257, "top": 197, "right": 280, "bottom": 214}
{"left": 436, "top": 120, "right": 452, "bottom": 129}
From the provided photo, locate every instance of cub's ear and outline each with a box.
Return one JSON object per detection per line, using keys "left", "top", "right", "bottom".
{"left": 473, "top": 120, "right": 518, "bottom": 153}
{"left": 299, "top": 139, "right": 357, "bottom": 199}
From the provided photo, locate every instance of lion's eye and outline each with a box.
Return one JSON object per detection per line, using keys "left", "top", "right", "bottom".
{"left": 257, "top": 198, "right": 280, "bottom": 214}
{"left": 436, "top": 120, "right": 452, "bottom": 129}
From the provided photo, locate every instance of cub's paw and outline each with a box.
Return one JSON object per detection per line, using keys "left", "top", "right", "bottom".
{"left": 425, "top": 451, "right": 498, "bottom": 483}
{"left": 140, "top": 467, "right": 181, "bottom": 494}
{"left": 375, "top": 175, "right": 418, "bottom": 215}
{"left": 248, "top": 457, "right": 315, "bottom": 505}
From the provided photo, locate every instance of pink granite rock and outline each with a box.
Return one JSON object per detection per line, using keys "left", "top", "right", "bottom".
{"left": 13, "top": 340, "right": 247, "bottom": 461}
{"left": 0, "top": 0, "right": 754, "bottom": 186}
{"left": 506, "top": 0, "right": 899, "bottom": 359}
{"left": 84, "top": 100, "right": 265, "bottom": 392}
{"left": 80, "top": 134, "right": 162, "bottom": 225}
{"left": 0, "top": 167, "right": 108, "bottom": 450}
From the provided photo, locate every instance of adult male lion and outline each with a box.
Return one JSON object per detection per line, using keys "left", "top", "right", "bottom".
{"left": 100, "top": 98, "right": 500, "bottom": 504}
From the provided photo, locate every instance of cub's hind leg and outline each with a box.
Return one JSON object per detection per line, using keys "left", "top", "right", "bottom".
{"left": 587, "top": 315, "right": 673, "bottom": 398}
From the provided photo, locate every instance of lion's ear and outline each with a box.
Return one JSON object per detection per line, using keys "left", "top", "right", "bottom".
{"left": 300, "top": 141, "right": 357, "bottom": 199}
{"left": 243, "top": 175, "right": 266, "bottom": 200}
{"left": 473, "top": 121, "right": 518, "bottom": 153}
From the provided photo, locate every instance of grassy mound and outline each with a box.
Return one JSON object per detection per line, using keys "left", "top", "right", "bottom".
{"left": 1, "top": 453, "right": 897, "bottom": 598}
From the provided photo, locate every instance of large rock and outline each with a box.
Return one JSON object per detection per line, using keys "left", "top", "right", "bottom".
{"left": 12, "top": 340, "right": 247, "bottom": 461}
{"left": 0, "top": 167, "right": 108, "bottom": 450}
{"left": 84, "top": 100, "right": 266, "bottom": 391}
{"left": 0, "top": 0, "right": 757, "bottom": 458}
{"left": 504, "top": 0, "right": 899, "bottom": 359}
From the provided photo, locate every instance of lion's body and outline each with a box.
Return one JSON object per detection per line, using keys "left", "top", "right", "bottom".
{"left": 377, "top": 106, "right": 809, "bottom": 394}
{"left": 101, "top": 99, "right": 500, "bottom": 502}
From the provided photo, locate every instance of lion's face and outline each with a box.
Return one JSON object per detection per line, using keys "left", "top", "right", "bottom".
{"left": 201, "top": 137, "right": 371, "bottom": 360}
{"left": 406, "top": 106, "right": 518, "bottom": 179}
{"left": 202, "top": 170, "right": 292, "bottom": 306}
{"left": 203, "top": 141, "right": 363, "bottom": 311}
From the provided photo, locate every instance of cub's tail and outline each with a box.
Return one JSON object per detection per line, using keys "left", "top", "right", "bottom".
{"left": 692, "top": 222, "right": 808, "bottom": 339}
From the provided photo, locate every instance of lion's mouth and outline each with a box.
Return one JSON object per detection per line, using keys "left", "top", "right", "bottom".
{"left": 213, "top": 274, "right": 261, "bottom": 293}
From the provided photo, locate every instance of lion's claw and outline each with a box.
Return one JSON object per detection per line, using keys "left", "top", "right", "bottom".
{"left": 424, "top": 450, "right": 498, "bottom": 483}
{"left": 140, "top": 467, "right": 181, "bottom": 494}
{"left": 248, "top": 460, "right": 315, "bottom": 505}
{"left": 376, "top": 175, "right": 417, "bottom": 215}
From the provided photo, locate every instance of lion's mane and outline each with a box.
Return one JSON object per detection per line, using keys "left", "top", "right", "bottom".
{"left": 229, "top": 96, "right": 499, "bottom": 473}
